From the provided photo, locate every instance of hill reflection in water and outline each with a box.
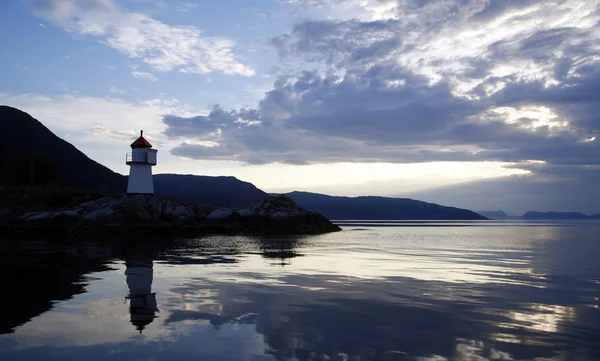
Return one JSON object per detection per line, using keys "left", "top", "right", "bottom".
{"left": 0, "top": 223, "right": 599, "bottom": 360}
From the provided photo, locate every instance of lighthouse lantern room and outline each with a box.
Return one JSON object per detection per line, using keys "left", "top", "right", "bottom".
{"left": 126, "top": 130, "right": 157, "bottom": 195}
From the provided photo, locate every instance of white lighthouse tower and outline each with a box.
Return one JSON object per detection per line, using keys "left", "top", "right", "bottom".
{"left": 126, "top": 130, "right": 157, "bottom": 195}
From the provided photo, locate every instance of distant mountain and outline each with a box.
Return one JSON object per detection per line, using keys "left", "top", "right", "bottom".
{"left": 154, "top": 174, "right": 268, "bottom": 209}
{"left": 286, "top": 191, "right": 487, "bottom": 220}
{"left": 0, "top": 105, "right": 126, "bottom": 191}
{"left": 521, "top": 211, "right": 599, "bottom": 220}
{"left": 477, "top": 210, "right": 508, "bottom": 219}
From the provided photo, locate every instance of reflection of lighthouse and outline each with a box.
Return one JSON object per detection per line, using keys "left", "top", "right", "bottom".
{"left": 125, "top": 259, "right": 159, "bottom": 334}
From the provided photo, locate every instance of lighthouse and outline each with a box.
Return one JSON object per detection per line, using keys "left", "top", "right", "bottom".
{"left": 126, "top": 130, "right": 157, "bottom": 195}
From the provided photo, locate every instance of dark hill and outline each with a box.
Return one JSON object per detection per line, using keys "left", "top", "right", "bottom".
{"left": 477, "top": 210, "right": 508, "bottom": 219}
{"left": 154, "top": 174, "right": 268, "bottom": 209}
{"left": 286, "top": 191, "right": 487, "bottom": 220}
{"left": 0, "top": 106, "right": 126, "bottom": 191}
{"left": 0, "top": 106, "right": 268, "bottom": 208}
{"left": 521, "top": 211, "right": 597, "bottom": 220}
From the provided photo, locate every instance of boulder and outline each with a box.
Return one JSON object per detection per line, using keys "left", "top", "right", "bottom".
{"left": 50, "top": 210, "right": 80, "bottom": 221}
{"left": 82, "top": 204, "right": 116, "bottom": 222}
{"left": 161, "top": 202, "right": 196, "bottom": 223}
{"left": 119, "top": 195, "right": 162, "bottom": 220}
{"left": 50, "top": 210, "right": 79, "bottom": 219}
{"left": 3, "top": 192, "right": 340, "bottom": 237}
{"left": 19, "top": 211, "right": 52, "bottom": 221}
{"left": 207, "top": 208, "right": 234, "bottom": 219}
{"left": 238, "top": 208, "right": 255, "bottom": 217}
{"left": 270, "top": 210, "right": 300, "bottom": 219}
{"left": 239, "top": 196, "right": 341, "bottom": 233}
{"left": 78, "top": 197, "right": 117, "bottom": 209}
{"left": 194, "top": 205, "right": 215, "bottom": 219}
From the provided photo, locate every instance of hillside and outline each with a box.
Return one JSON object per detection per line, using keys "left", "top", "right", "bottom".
{"left": 154, "top": 174, "right": 267, "bottom": 209}
{"left": 477, "top": 210, "right": 509, "bottom": 219}
{"left": 0, "top": 106, "right": 267, "bottom": 209}
{"left": 521, "top": 211, "right": 600, "bottom": 220}
{"left": 0, "top": 106, "right": 126, "bottom": 191}
{"left": 287, "top": 192, "right": 488, "bottom": 220}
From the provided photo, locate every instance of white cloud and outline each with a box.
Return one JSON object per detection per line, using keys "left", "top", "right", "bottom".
{"left": 108, "top": 85, "right": 124, "bottom": 94}
{"left": 277, "top": 0, "right": 599, "bottom": 98}
{"left": 176, "top": 2, "right": 198, "bottom": 12}
{"left": 0, "top": 92, "right": 205, "bottom": 175}
{"left": 131, "top": 71, "right": 157, "bottom": 81}
{"left": 0, "top": 93, "right": 164, "bottom": 137}
{"left": 26, "top": 0, "right": 255, "bottom": 76}
{"left": 281, "top": 0, "right": 398, "bottom": 21}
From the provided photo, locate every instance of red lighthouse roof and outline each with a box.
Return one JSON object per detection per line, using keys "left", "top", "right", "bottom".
{"left": 131, "top": 130, "right": 152, "bottom": 148}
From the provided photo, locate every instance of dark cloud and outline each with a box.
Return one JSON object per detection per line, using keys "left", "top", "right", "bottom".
{"left": 163, "top": 0, "right": 599, "bottom": 192}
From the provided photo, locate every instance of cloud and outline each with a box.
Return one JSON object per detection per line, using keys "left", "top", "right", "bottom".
{"left": 176, "top": 2, "right": 198, "bottom": 12}
{"left": 25, "top": 0, "right": 255, "bottom": 76}
{"left": 108, "top": 85, "right": 124, "bottom": 94}
{"left": 131, "top": 71, "right": 157, "bottom": 81}
{"left": 155, "top": 0, "right": 600, "bottom": 212}
{"left": 0, "top": 93, "right": 165, "bottom": 138}
{"left": 0, "top": 92, "right": 204, "bottom": 175}
{"left": 160, "top": 0, "right": 599, "bottom": 171}
{"left": 91, "top": 125, "right": 135, "bottom": 141}
{"left": 281, "top": 0, "right": 399, "bottom": 21}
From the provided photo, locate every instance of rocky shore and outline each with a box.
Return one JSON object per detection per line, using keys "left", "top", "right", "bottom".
{"left": 0, "top": 194, "right": 341, "bottom": 238}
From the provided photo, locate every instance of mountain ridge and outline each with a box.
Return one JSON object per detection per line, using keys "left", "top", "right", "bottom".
{"left": 286, "top": 191, "right": 488, "bottom": 220}
{"left": 0, "top": 105, "right": 126, "bottom": 191}
{"left": 0, "top": 106, "right": 268, "bottom": 209}
{"left": 521, "top": 211, "right": 600, "bottom": 220}
{"left": 154, "top": 173, "right": 268, "bottom": 209}
{"left": 1, "top": 105, "right": 510, "bottom": 220}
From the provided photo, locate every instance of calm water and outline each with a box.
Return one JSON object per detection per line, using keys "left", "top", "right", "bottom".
{"left": 1, "top": 221, "right": 599, "bottom": 361}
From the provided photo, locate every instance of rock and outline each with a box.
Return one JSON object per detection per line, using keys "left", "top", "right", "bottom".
{"left": 82, "top": 206, "right": 115, "bottom": 221}
{"left": 194, "top": 205, "right": 215, "bottom": 219}
{"left": 79, "top": 197, "right": 117, "bottom": 209}
{"left": 2, "top": 192, "right": 340, "bottom": 237}
{"left": 19, "top": 211, "right": 52, "bottom": 221}
{"left": 161, "top": 202, "right": 195, "bottom": 223}
{"left": 238, "top": 196, "right": 341, "bottom": 233}
{"left": 207, "top": 208, "right": 234, "bottom": 219}
{"left": 270, "top": 210, "right": 300, "bottom": 219}
{"left": 238, "top": 208, "right": 255, "bottom": 217}
{"left": 50, "top": 210, "right": 80, "bottom": 221}
{"left": 119, "top": 195, "right": 162, "bottom": 220}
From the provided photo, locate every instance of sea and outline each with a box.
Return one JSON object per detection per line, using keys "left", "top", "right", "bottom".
{"left": 1, "top": 220, "right": 599, "bottom": 361}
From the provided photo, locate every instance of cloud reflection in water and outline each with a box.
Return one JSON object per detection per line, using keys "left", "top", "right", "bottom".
{"left": 0, "top": 224, "right": 598, "bottom": 360}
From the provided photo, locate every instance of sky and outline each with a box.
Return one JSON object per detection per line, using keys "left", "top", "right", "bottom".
{"left": 0, "top": 0, "right": 599, "bottom": 215}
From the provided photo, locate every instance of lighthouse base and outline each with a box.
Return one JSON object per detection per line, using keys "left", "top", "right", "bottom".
{"left": 127, "top": 165, "right": 154, "bottom": 195}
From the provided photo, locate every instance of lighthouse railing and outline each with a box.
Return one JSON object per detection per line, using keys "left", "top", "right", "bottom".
{"left": 126, "top": 153, "right": 157, "bottom": 165}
